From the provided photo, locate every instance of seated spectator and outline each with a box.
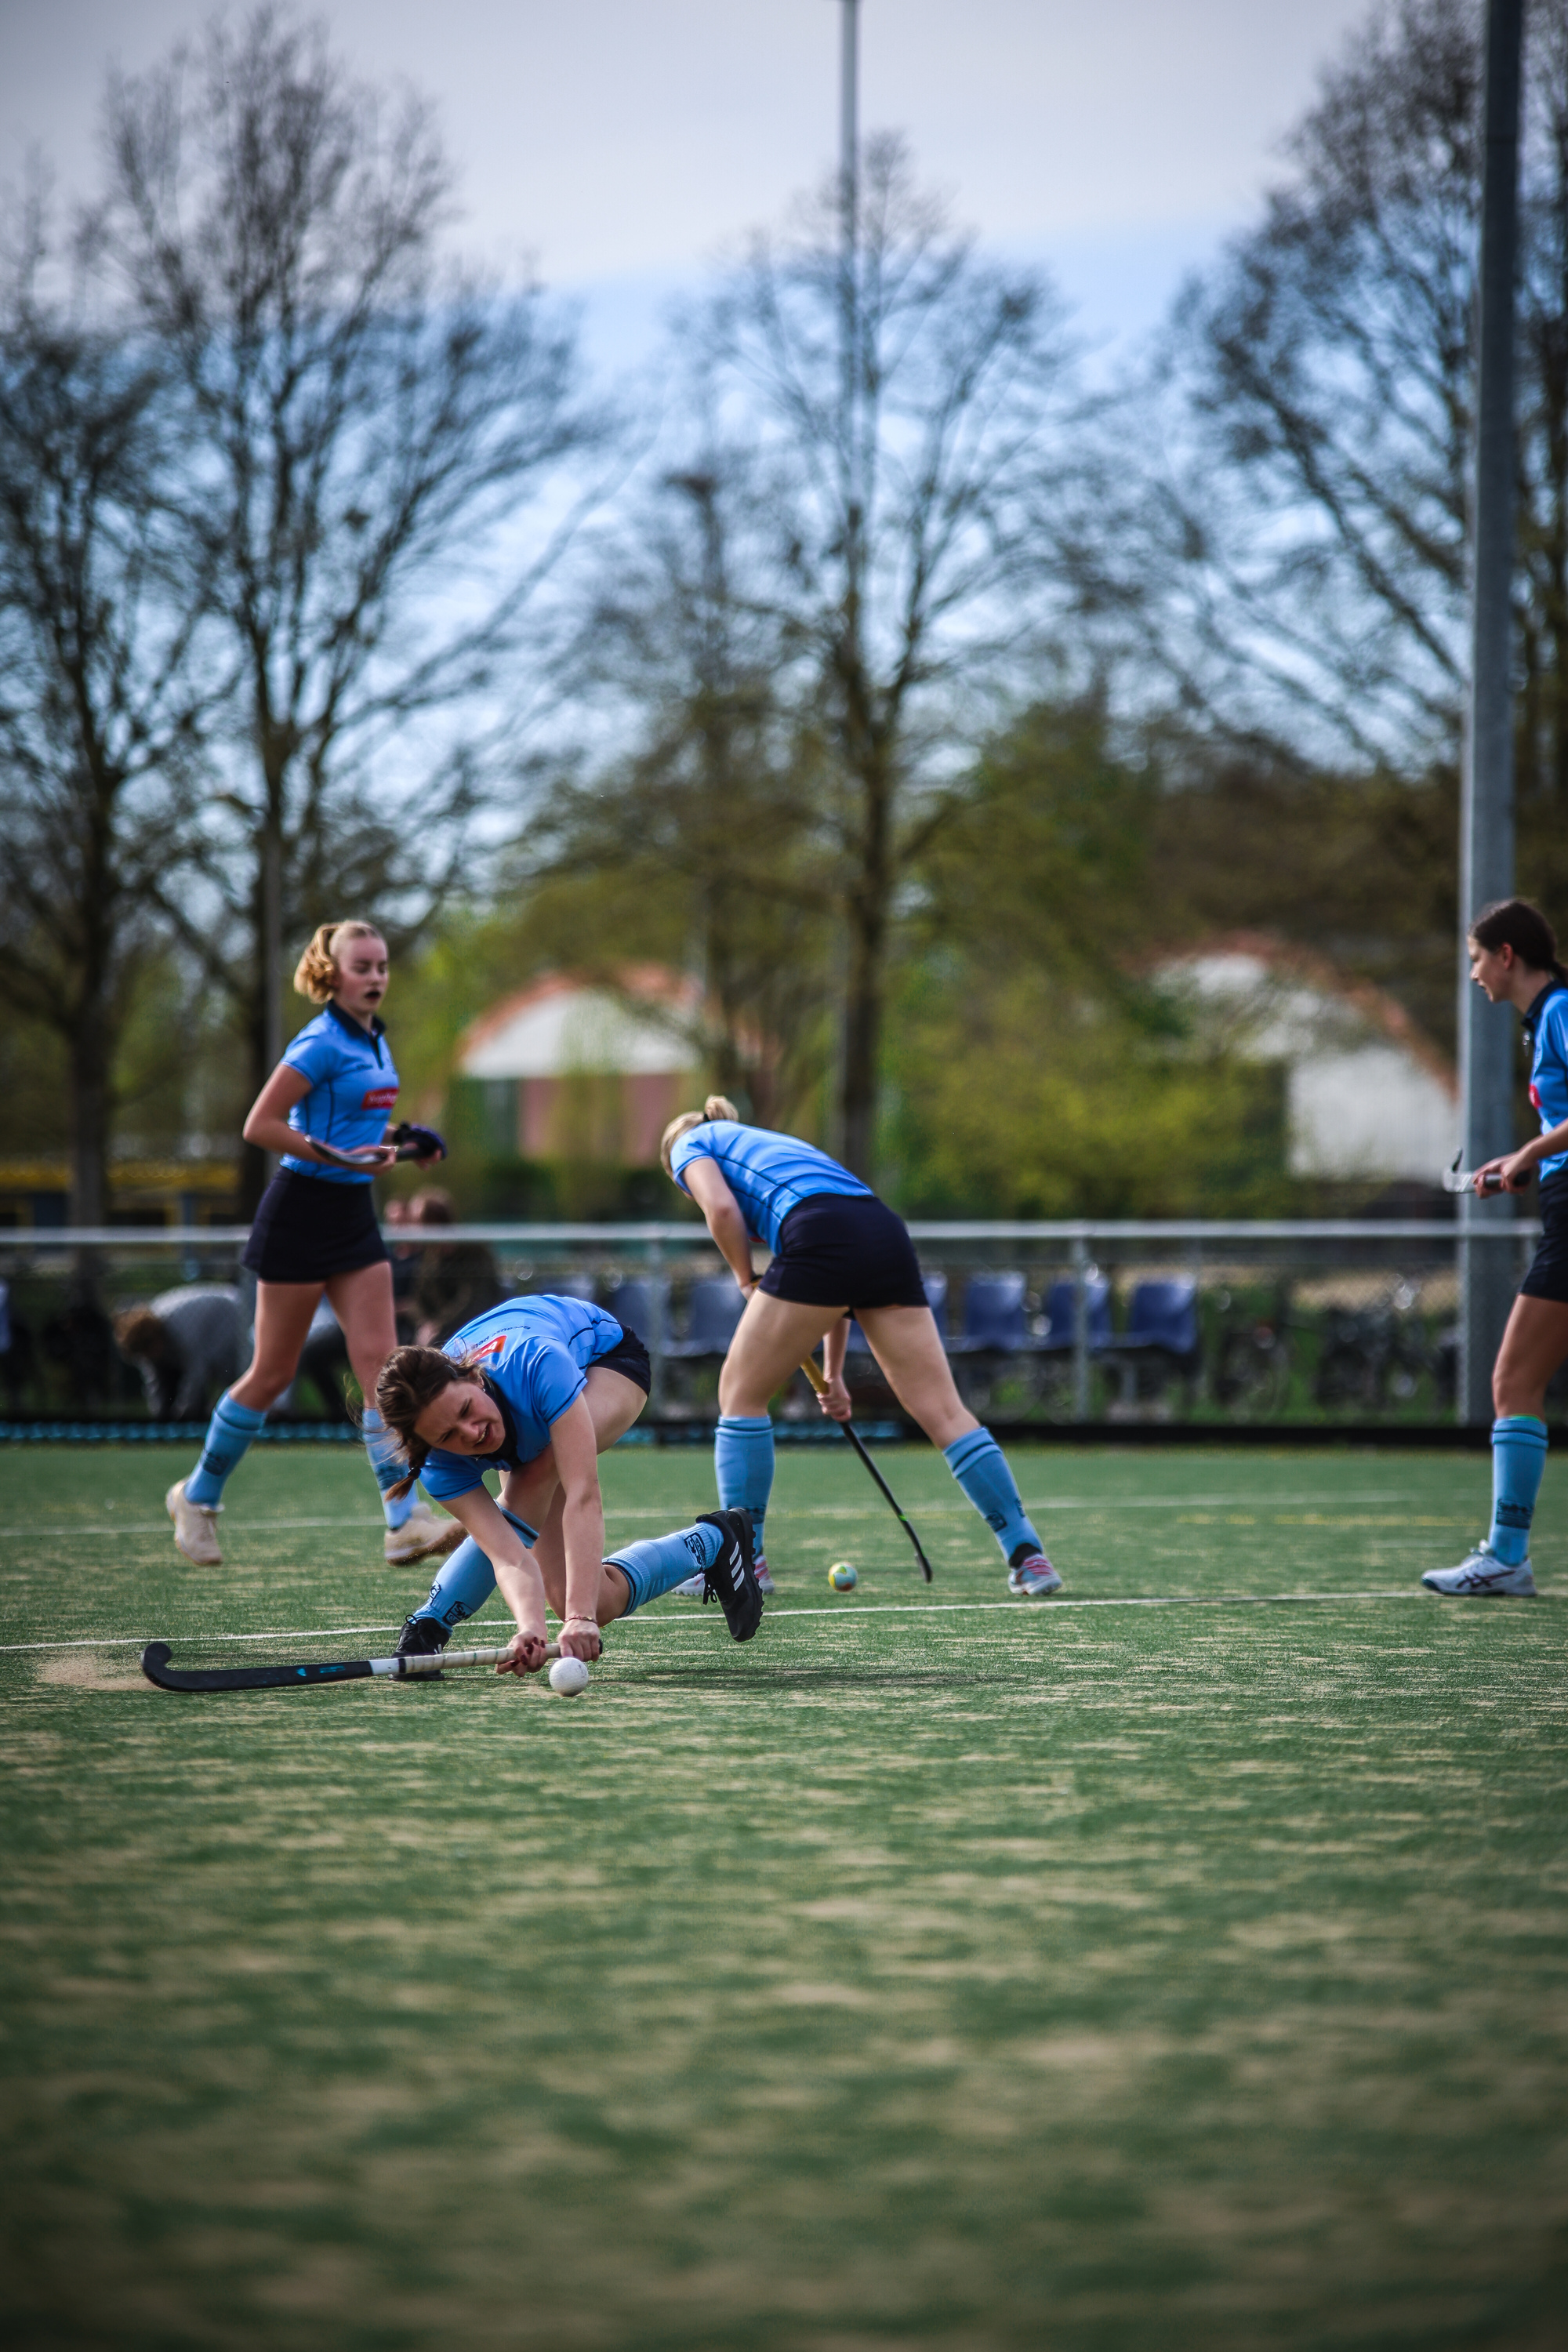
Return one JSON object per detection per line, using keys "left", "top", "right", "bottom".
{"left": 113, "top": 1285, "right": 245, "bottom": 1421}
{"left": 408, "top": 1189, "right": 505, "bottom": 1348}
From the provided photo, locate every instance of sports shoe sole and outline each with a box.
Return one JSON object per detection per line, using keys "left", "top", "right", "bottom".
{"left": 383, "top": 1517, "right": 465, "bottom": 1566}
{"left": 695, "top": 1508, "right": 764, "bottom": 1642}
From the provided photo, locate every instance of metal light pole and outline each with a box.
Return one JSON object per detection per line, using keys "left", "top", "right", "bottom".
{"left": 838, "top": 0, "right": 862, "bottom": 667}
{"left": 1458, "top": 0, "right": 1526, "bottom": 1425}
{"left": 826, "top": 0, "right": 862, "bottom": 1166}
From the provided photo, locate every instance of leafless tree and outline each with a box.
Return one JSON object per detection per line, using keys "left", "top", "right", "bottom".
{"left": 535, "top": 452, "right": 837, "bottom": 1130}
{"left": 676, "top": 137, "right": 1079, "bottom": 1175}
{"left": 1114, "top": 0, "right": 1568, "bottom": 873}
{"left": 84, "top": 7, "right": 595, "bottom": 1204}
{"left": 0, "top": 192, "right": 220, "bottom": 1226}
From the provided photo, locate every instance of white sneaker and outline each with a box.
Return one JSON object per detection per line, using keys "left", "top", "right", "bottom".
{"left": 384, "top": 1501, "right": 464, "bottom": 1566}
{"left": 1007, "top": 1549, "right": 1063, "bottom": 1599}
{"left": 754, "top": 1552, "right": 775, "bottom": 1596}
{"left": 670, "top": 1571, "right": 707, "bottom": 1599}
{"left": 1422, "top": 1544, "right": 1536, "bottom": 1598}
{"left": 166, "top": 1479, "right": 222, "bottom": 1566}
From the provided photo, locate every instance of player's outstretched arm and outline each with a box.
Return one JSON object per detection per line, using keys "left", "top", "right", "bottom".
{"left": 441, "top": 1484, "right": 551, "bottom": 1675}
{"left": 681, "top": 1159, "right": 757, "bottom": 1294}
{"left": 548, "top": 1396, "right": 608, "bottom": 1663}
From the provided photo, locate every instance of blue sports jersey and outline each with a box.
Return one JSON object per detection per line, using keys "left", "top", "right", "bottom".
{"left": 278, "top": 1004, "right": 400, "bottom": 1184}
{"left": 670, "top": 1119, "right": 872, "bottom": 1252}
{"left": 1524, "top": 982, "right": 1568, "bottom": 1181}
{"left": 418, "top": 1296, "right": 626, "bottom": 1502}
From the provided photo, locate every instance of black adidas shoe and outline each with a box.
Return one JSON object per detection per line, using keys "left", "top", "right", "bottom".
{"left": 396, "top": 1614, "right": 451, "bottom": 1677}
{"left": 695, "top": 1508, "right": 764, "bottom": 1643}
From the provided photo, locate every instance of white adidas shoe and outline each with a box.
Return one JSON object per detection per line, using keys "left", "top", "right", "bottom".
{"left": 1421, "top": 1544, "right": 1537, "bottom": 1598}
{"left": 166, "top": 1479, "right": 222, "bottom": 1566}
{"left": 384, "top": 1501, "right": 465, "bottom": 1566}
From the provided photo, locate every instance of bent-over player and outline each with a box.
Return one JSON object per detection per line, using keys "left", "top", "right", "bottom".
{"left": 378, "top": 1293, "right": 763, "bottom": 1671}
{"left": 661, "top": 1097, "right": 1062, "bottom": 1598}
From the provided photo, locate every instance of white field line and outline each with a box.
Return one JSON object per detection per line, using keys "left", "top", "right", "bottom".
{"left": 0, "top": 1492, "right": 1437, "bottom": 1539}
{"left": 9, "top": 1586, "right": 1541, "bottom": 1657}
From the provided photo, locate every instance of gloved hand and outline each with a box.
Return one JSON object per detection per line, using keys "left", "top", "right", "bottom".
{"left": 390, "top": 1122, "right": 448, "bottom": 1163}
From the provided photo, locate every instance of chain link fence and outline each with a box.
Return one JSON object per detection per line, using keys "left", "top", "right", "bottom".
{"left": 0, "top": 1218, "right": 1549, "bottom": 1434}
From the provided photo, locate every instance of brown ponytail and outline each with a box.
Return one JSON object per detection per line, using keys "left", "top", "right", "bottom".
{"left": 1469, "top": 898, "right": 1568, "bottom": 984}
{"left": 659, "top": 1094, "right": 742, "bottom": 1178}
{"left": 373, "top": 1344, "right": 484, "bottom": 1497}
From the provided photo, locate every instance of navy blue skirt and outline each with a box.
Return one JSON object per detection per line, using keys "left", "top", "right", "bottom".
{"left": 243, "top": 1171, "right": 389, "bottom": 1285}
{"left": 757, "top": 1192, "right": 927, "bottom": 1310}
{"left": 1519, "top": 1171, "right": 1568, "bottom": 1305}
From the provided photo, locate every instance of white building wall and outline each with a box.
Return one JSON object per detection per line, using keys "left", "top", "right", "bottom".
{"left": 1287, "top": 1047, "right": 1461, "bottom": 1181}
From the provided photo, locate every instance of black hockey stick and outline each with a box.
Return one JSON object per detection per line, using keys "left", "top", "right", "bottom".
{"left": 140, "top": 1637, "right": 563, "bottom": 1693}
{"left": 800, "top": 1359, "right": 935, "bottom": 1582}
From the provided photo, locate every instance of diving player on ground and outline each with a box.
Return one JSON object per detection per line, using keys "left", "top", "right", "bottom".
{"left": 660, "top": 1096, "right": 1062, "bottom": 1598}
{"left": 165, "top": 920, "right": 456, "bottom": 1571}
{"left": 377, "top": 1294, "right": 763, "bottom": 1669}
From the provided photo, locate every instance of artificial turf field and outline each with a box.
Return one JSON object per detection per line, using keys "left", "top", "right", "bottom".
{"left": 2, "top": 1442, "right": 1566, "bottom": 2352}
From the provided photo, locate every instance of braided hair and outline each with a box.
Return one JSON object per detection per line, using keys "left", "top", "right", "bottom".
{"left": 373, "top": 1344, "right": 485, "bottom": 1498}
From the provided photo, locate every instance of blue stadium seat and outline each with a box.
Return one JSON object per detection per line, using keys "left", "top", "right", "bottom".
{"left": 666, "top": 1277, "right": 746, "bottom": 1358}
{"left": 604, "top": 1278, "right": 667, "bottom": 1353}
{"left": 1116, "top": 1279, "right": 1198, "bottom": 1359}
{"left": 949, "top": 1273, "right": 1044, "bottom": 1355}
{"left": 1038, "top": 1276, "right": 1112, "bottom": 1353}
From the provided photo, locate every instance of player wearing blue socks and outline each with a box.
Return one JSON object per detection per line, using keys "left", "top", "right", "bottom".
{"left": 1425, "top": 900, "right": 1568, "bottom": 1599}
{"left": 375, "top": 1295, "right": 764, "bottom": 1668}
{"left": 166, "top": 920, "right": 452, "bottom": 1571}
{"left": 661, "top": 1096, "right": 1062, "bottom": 1598}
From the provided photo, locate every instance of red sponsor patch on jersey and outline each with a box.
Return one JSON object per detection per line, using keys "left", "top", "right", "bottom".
{"left": 361, "top": 1087, "right": 398, "bottom": 1110}
{"left": 1531, "top": 1083, "right": 1543, "bottom": 1110}
{"left": 466, "top": 1334, "right": 506, "bottom": 1363}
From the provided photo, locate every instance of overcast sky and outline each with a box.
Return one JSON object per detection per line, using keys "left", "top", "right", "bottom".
{"left": 2, "top": 0, "right": 1372, "bottom": 355}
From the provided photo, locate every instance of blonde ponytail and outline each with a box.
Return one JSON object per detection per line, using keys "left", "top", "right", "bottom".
{"left": 293, "top": 920, "right": 385, "bottom": 1004}
{"left": 660, "top": 1094, "right": 742, "bottom": 1177}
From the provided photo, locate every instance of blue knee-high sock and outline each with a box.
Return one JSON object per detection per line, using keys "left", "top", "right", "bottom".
{"left": 943, "top": 1428, "right": 1044, "bottom": 1564}
{"left": 608, "top": 1520, "right": 723, "bottom": 1616}
{"left": 185, "top": 1392, "right": 267, "bottom": 1507}
{"left": 411, "top": 1508, "right": 538, "bottom": 1628}
{"left": 361, "top": 1405, "right": 415, "bottom": 1530}
{"left": 716, "top": 1415, "right": 775, "bottom": 1552}
{"left": 1489, "top": 1416, "right": 1548, "bottom": 1565}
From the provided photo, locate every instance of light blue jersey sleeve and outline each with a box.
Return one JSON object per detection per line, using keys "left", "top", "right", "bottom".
{"left": 280, "top": 1023, "right": 347, "bottom": 1089}
{"left": 1532, "top": 993, "right": 1568, "bottom": 1180}
{"left": 670, "top": 1120, "right": 869, "bottom": 1251}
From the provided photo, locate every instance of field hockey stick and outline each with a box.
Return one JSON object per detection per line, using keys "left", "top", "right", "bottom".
{"left": 140, "top": 1637, "right": 570, "bottom": 1693}
{"left": 800, "top": 1357, "right": 935, "bottom": 1583}
{"left": 297, "top": 1127, "right": 445, "bottom": 1170}
{"left": 1443, "top": 1153, "right": 1529, "bottom": 1194}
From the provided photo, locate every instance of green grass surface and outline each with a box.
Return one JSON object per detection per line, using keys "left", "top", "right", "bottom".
{"left": 2, "top": 1441, "right": 1566, "bottom": 2350}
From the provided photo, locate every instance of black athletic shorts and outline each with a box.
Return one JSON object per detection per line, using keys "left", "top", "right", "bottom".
{"left": 1519, "top": 1171, "right": 1568, "bottom": 1305}
{"left": 242, "top": 1171, "right": 390, "bottom": 1285}
{"left": 757, "top": 1192, "right": 928, "bottom": 1310}
{"left": 593, "top": 1325, "right": 652, "bottom": 1395}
